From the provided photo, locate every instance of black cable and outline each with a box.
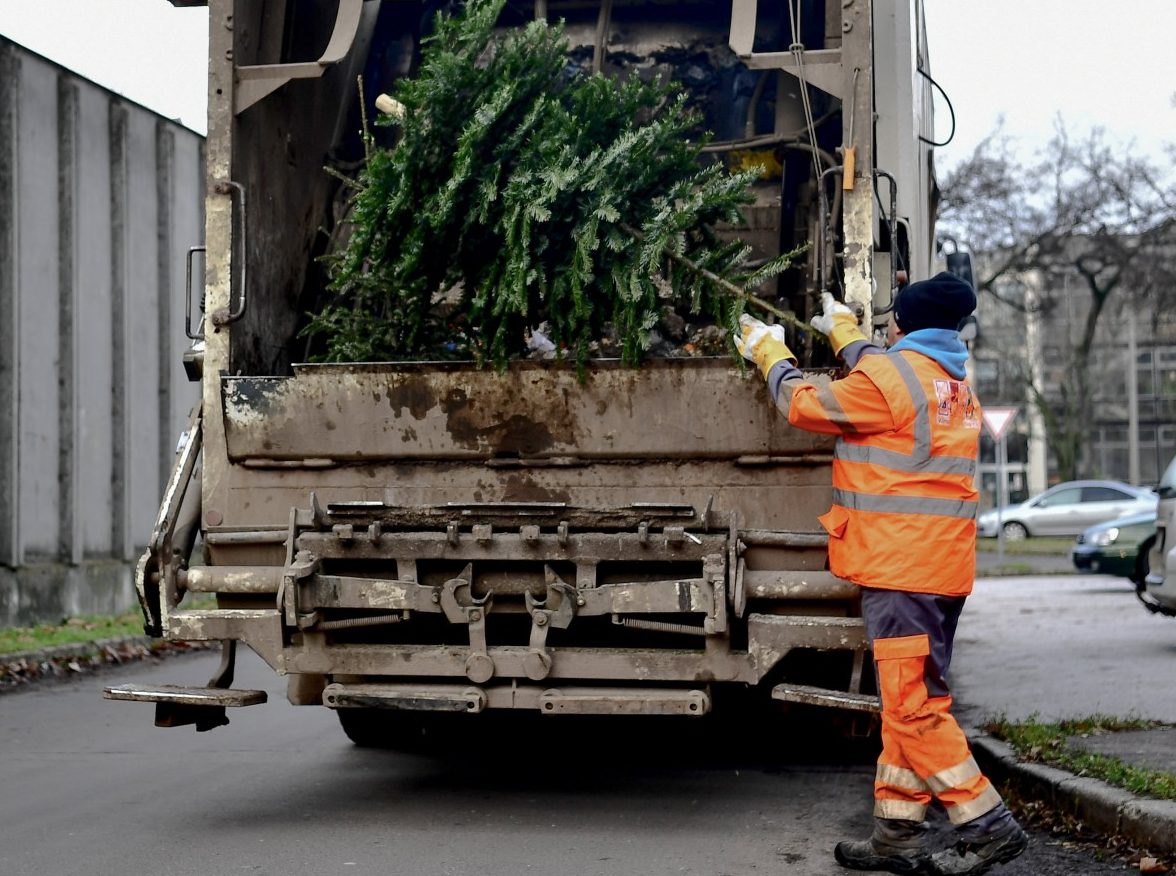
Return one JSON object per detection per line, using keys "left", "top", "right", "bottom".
{"left": 916, "top": 66, "right": 956, "bottom": 147}
{"left": 873, "top": 184, "right": 907, "bottom": 275}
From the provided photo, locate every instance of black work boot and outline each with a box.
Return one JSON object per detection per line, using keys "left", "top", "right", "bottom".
{"left": 929, "top": 805, "right": 1028, "bottom": 876}
{"left": 835, "top": 818, "right": 930, "bottom": 873}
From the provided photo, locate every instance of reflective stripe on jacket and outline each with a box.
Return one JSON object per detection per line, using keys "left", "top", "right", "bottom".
{"left": 782, "top": 349, "right": 982, "bottom": 596}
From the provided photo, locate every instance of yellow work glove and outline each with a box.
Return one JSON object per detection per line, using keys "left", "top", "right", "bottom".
{"left": 810, "top": 292, "right": 866, "bottom": 355}
{"left": 735, "top": 313, "right": 797, "bottom": 378}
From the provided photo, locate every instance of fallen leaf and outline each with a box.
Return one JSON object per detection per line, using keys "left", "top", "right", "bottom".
{"left": 1139, "top": 856, "right": 1167, "bottom": 873}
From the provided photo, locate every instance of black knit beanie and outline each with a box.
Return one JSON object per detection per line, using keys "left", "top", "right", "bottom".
{"left": 894, "top": 271, "right": 977, "bottom": 333}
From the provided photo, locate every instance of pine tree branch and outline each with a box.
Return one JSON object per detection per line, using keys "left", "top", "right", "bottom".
{"left": 620, "top": 223, "right": 816, "bottom": 336}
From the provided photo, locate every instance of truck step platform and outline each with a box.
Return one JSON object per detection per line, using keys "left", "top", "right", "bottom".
{"left": 324, "top": 683, "right": 486, "bottom": 713}
{"left": 540, "top": 687, "right": 710, "bottom": 716}
{"left": 771, "top": 684, "right": 881, "bottom": 713}
{"left": 103, "top": 684, "right": 268, "bottom": 708}
{"left": 322, "top": 683, "right": 710, "bottom": 716}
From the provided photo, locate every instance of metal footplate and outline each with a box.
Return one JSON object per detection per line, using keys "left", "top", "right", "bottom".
{"left": 103, "top": 684, "right": 268, "bottom": 730}
{"left": 323, "top": 683, "right": 486, "bottom": 713}
{"left": 103, "top": 684, "right": 267, "bottom": 708}
{"left": 771, "top": 683, "right": 881, "bottom": 713}
{"left": 103, "top": 684, "right": 268, "bottom": 707}
{"left": 539, "top": 687, "right": 709, "bottom": 716}
{"left": 321, "top": 683, "right": 710, "bottom": 717}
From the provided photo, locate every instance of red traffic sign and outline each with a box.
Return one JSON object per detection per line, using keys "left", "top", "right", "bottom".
{"left": 982, "top": 406, "right": 1018, "bottom": 440}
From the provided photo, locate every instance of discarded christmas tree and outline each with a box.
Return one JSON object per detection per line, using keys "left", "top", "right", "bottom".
{"left": 305, "top": 0, "right": 796, "bottom": 368}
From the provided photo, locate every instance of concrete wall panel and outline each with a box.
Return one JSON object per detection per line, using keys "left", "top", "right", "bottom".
{"left": 0, "top": 45, "right": 20, "bottom": 568}
{"left": 15, "top": 54, "right": 60, "bottom": 560}
{"left": 125, "top": 109, "right": 164, "bottom": 559}
{"left": 76, "top": 84, "right": 115, "bottom": 557}
{"left": 0, "top": 39, "right": 204, "bottom": 625}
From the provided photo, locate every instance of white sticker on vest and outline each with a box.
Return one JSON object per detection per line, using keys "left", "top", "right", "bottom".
{"left": 933, "top": 380, "right": 980, "bottom": 429}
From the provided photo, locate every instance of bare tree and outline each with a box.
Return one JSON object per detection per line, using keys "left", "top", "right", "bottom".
{"left": 939, "top": 121, "right": 1176, "bottom": 481}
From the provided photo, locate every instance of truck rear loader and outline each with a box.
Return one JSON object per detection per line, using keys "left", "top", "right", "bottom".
{"left": 107, "top": 0, "right": 946, "bottom": 743}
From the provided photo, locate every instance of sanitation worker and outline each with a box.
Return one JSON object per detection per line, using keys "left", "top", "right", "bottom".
{"left": 736, "top": 272, "right": 1028, "bottom": 876}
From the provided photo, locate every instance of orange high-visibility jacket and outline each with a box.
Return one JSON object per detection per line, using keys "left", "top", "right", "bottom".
{"left": 781, "top": 349, "right": 982, "bottom": 596}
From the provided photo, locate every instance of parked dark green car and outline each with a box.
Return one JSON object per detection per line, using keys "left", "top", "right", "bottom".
{"left": 1071, "top": 511, "right": 1157, "bottom": 584}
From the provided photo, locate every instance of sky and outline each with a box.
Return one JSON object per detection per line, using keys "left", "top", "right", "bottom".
{"left": 0, "top": 0, "right": 209, "bottom": 132}
{"left": 0, "top": 0, "right": 1173, "bottom": 169}
{"left": 922, "top": 0, "right": 1175, "bottom": 169}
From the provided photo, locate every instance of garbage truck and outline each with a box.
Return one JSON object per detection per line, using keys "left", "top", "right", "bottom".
{"left": 106, "top": 0, "right": 947, "bottom": 742}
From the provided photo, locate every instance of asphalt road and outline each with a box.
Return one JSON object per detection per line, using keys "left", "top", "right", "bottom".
{"left": 953, "top": 574, "right": 1176, "bottom": 725}
{"left": 0, "top": 575, "right": 1157, "bottom": 876}
{"left": 2, "top": 653, "right": 883, "bottom": 876}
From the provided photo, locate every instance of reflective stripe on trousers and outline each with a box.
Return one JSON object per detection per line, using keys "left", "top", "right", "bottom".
{"left": 865, "top": 589, "right": 1003, "bottom": 825}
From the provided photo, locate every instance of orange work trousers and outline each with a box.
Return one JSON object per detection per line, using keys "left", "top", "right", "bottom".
{"left": 861, "top": 587, "right": 1002, "bottom": 825}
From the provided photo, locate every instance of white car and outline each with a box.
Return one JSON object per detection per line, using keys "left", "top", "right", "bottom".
{"left": 977, "top": 479, "right": 1157, "bottom": 541}
{"left": 1141, "top": 456, "right": 1176, "bottom": 617}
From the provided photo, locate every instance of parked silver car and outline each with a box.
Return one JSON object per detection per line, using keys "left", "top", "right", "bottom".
{"left": 1141, "top": 456, "right": 1176, "bottom": 617}
{"left": 977, "top": 479, "right": 1157, "bottom": 541}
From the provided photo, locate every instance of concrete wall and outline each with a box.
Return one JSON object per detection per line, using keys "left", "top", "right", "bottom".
{"left": 0, "top": 39, "right": 205, "bottom": 626}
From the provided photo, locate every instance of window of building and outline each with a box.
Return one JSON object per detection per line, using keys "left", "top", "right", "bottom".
{"left": 1137, "top": 367, "right": 1156, "bottom": 397}
{"left": 1159, "top": 368, "right": 1176, "bottom": 398}
{"left": 975, "top": 360, "right": 998, "bottom": 383}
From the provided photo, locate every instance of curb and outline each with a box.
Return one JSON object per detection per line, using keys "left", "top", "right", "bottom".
{"left": 969, "top": 731, "right": 1176, "bottom": 855}
{"left": 3, "top": 635, "right": 157, "bottom": 664}
{"left": 0, "top": 636, "right": 216, "bottom": 692}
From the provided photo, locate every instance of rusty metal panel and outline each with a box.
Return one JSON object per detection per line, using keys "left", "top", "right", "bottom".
{"left": 744, "top": 570, "right": 857, "bottom": 600}
{"left": 539, "top": 687, "right": 709, "bottom": 716}
{"left": 323, "top": 683, "right": 485, "bottom": 713}
{"left": 222, "top": 360, "right": 835, "bottom": 462}
{"left": 208, "top": 359, "right": 838, "bottom": 537}
{"left": 772, "top": 683, "right": 880, "bottom": 713}
{"left": 295, "top": 530, "right": 724, "bottom": 564}
{"left": 184, "top": 565, "right": 284, "bottom": 593}
{"left": 281, "top": 642, "right": 754, "bottom": 683}
{"left": 205, "top": 467, "right": 831, "bottom": 541}
{"left": 203, "top": 461, "right": 833, "bottom": 541}
{"left": 195, "top": 358, "right": 845, "bottom": 544}
{"left": 747, "top": 614, "right": 868, "bottom": 676}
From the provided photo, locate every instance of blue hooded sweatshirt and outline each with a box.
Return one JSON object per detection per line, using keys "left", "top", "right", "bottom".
{"left": 887, "top": 328, "right": 969, "bottom": 379}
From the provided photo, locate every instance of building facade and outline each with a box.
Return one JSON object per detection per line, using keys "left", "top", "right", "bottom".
{"left": 971, "top": 264, "right": 1176, "bottom": 507}
{"left": 1, "top": 38, "right": 204, "bottom": 626}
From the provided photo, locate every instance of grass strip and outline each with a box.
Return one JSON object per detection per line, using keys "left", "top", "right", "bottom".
{"left": 984, "top": 714, "right": 1176, "bottom": 801}
{"left": 978, "top": 563, "right": 1041, "bottom": 577}
{"left": 975, "top": 536, "right": 1075, "bottom": 556}
{"left": 0, "top": 610, "right": 147, "bottom": 656}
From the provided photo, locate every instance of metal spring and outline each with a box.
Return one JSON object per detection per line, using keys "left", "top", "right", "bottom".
{"left": 317, "top": 613, "right": 403, "bottom": 631}
{"left": 615, "top": 617, "right": 707, "bottom": 637}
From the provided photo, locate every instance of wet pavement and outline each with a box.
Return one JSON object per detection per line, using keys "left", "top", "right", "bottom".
{"left": 957, "top": 573, "right": 1176, "bottom": 855}
{"left": 1067, "top": 726, "right": 1176, "bottom": 775}
{"left": 954, "top": 575, "right": 1176, "bottom": 723}
{"left": 975, "top": 545, "right": 1075, "bottom": 575}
